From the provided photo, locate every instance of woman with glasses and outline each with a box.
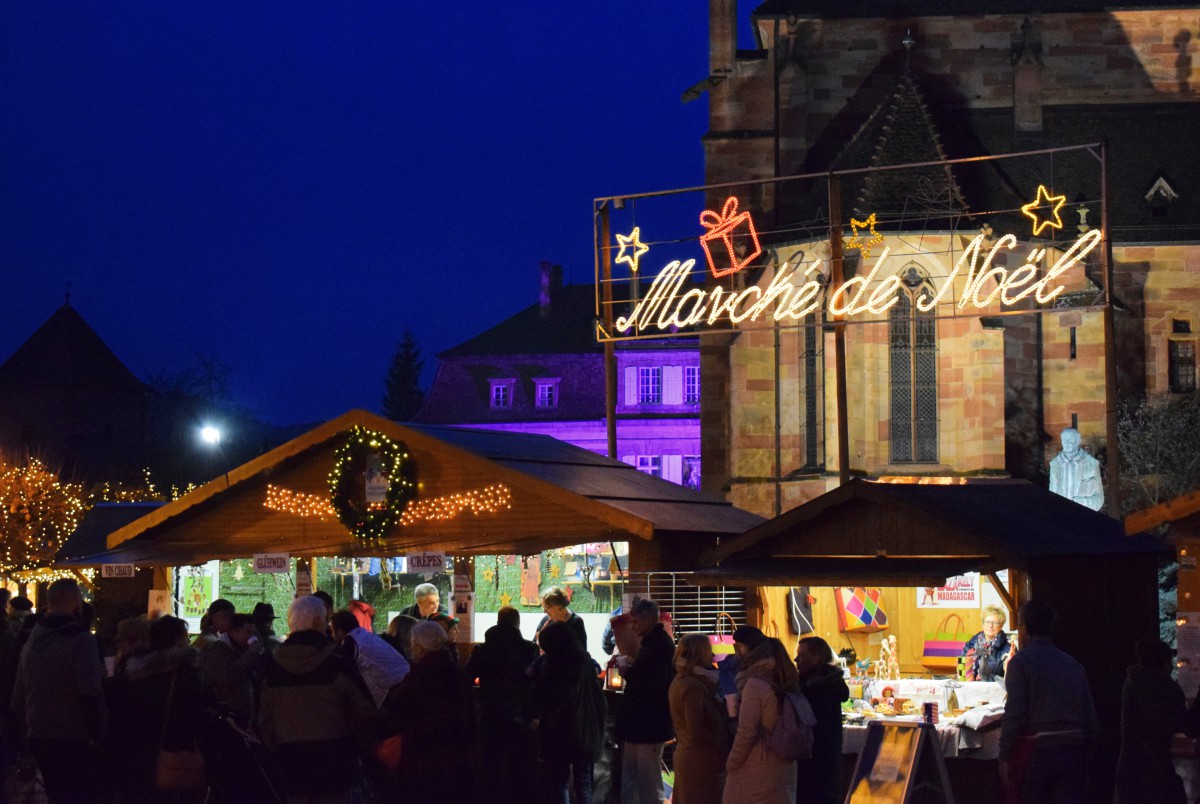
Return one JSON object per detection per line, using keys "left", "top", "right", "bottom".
{"left": 961, "top": 605, "right": 1012, "bottom": 681}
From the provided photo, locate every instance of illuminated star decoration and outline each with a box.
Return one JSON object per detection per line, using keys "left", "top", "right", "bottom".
{"left": 482, "top": 568, "right": 495, "bottom": 582}
{"left": 614, "top": 227, "right": 650, "bottom": 273}
{"left": 499, "top": 592, "right": 512, "bottom": 608}
{"left": 549, "top": 563, "right": 561, "bottom": 579}
{"left": 844, "top": 213, "right": 884, "bottom": 260}
{"left": 1021, "top": 185, "right": 1066, "bottom": 237}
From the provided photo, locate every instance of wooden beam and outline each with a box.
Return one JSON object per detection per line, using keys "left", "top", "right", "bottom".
{"left": 986, "top": 571, "right": 1015, "bottom": 619}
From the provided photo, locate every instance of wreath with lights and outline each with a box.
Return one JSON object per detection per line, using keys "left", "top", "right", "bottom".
{"left": 327, "top": 426, "right": 417, "bottom": 543}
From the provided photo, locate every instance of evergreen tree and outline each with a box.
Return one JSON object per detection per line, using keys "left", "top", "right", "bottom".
{"left": 382, "top": 331, "right": 426, "bottom": 421}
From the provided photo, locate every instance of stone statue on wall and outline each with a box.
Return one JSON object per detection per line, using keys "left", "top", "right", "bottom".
{"left": 1048, "top": 427, "right": 1104, "bottom": 511}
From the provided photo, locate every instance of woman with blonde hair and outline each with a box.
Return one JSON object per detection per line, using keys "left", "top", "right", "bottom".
{"left": 961, "top": 605, "right": 1012, "bottom": 681}
{"left": 669, "top": 634, "right": 730, "bottom": 804}
{"left": 723, "top": 637, "right": 798, "bottom": 804}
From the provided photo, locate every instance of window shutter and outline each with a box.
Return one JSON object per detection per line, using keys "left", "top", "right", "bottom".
{"left": 621, "top": 455, "right": 635, "bottom": 466}
{"left": 663, "top": 454, "right": 683, "bottom": 484}
{"left": 664, "top": 366, "right": 683, "bottom": 405}
{"left": 624, "top": 367, "right": 637, "bottom": 405}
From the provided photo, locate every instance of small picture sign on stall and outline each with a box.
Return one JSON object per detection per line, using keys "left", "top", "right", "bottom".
{"left": 408, "top": 551, "right": 446, "bottom": 579}
{"left": 101, "top": 564, "right": 136, "bottom": 579}
{"left": 253, "top": 553, "right": 290, "bottom": 574}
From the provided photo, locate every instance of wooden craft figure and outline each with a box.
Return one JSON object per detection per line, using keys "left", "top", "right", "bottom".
{"left": 886, "top": 634, "right": 900, "bottom": 680}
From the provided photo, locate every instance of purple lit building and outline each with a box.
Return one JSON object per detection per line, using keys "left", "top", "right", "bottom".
{"left": 415, "top": 263, "right": 701, "bottom": 488}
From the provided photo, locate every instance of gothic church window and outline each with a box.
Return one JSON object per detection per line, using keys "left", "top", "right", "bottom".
{"left": 889, "top": 266, "right": 938, "bottom": 463}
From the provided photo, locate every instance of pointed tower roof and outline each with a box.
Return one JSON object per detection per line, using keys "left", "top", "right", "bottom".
{"left": 833, "top": 75, "right": 969, "bottom": 222}
{"left": 0, "top": 305, "right": 146, "bottom": 393}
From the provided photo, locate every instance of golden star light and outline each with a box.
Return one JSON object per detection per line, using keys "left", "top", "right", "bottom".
{"left": 614, "top": 227, "right": 650, "bottom": 273}
{"left": 844, "top": 213, "right": 884, "bottom": 260}
{"left": 1021, "top": 184, "right": 1066, "bottom": 236}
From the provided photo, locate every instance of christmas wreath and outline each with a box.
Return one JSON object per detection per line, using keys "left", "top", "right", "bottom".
{"left": 327, "top": 426, "right": 417, "bottom": 543}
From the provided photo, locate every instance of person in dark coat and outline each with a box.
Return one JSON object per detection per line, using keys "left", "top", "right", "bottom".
{"left": 257, "top": 596, "right": 374, "bottom": 803}
{"left": 793, "top": 636, "right": 850, "bottom": 804}
{"left": 1116, "top": 638, "right": 1186, "bottom": 804}
{"left": 465, "top": 607, "right": 539, "bottom": 804}
{"left": 531, "top": 621, "right": 605, "bottom": 804}
{"left": 616, "top": 598, "right": 675, "bottom": 804}
{"left": 106, "top": 615, "right": 206, "bottom": 804}
{"left": 535, "top": 586, "right": 588, "bottom": 651}
{"left": 11, "top": 579, "right": 106, "bottom": 804}
{"left": 381, "top": 620, "right": 475, "bottom": 803}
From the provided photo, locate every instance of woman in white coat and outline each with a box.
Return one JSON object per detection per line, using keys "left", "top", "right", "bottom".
{"left": 723, "top": 638, "right": 799, "bottom": 804}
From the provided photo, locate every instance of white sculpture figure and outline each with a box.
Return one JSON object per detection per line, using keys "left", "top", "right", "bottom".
{"left": 1048, "top": 427, "right": 1104, "bottom": 511}
{"left": 878, "top": 635, "right": 900, "bottom": 681}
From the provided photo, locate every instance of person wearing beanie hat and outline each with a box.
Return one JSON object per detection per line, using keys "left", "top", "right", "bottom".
{"left": 719, "top": 626, "right": 768, "bottom": 697}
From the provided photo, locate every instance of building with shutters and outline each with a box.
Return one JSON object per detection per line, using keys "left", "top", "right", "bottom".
{"left": 415, "top": 262, "right": 702, "bottom": 487}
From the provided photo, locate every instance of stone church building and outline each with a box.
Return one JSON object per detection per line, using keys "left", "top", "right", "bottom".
{"left": 693, "top": 0, "right": 1200, "bottom": 517}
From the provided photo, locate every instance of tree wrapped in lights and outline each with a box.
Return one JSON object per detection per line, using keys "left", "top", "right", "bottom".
{"left": 0, "top": 457, "right": 85, "bottom": 573}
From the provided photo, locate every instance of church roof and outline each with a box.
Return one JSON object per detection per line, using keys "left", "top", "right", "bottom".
{"left": 0, "top": 305, "right": 146, "bottom": 394}
{"left": 832, "top": 75, "right": 969, "bottom": 223}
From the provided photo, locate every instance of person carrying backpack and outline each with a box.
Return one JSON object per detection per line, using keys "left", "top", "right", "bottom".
{"left": 724, "top": 637, "right": 805, "bottom": 804}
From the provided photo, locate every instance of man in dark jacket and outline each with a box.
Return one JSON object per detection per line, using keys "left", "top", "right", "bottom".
{"left": 11, "top": 578, "right": 106, "bottom": 804}
{"left": 465, "top": 607, "right": 539, "bottom": 804}
{"left": 258, "top": 595, "right": 374, "bottom": 802}
{"left": 198, "top": 612, "right": 265, "bottom": 726}
{"left": 616, "top": 598, "right": 674, "bottom": 804}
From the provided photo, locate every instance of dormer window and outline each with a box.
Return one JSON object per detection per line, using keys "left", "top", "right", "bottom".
{"left": 1145, "top": 174, "right": 1179, "bottom": 217}
{"left": 490, "top": 379, "right": 515, "bottom": 409}
{"left": 535, "top": 379, "right": 560, "bottom": 409}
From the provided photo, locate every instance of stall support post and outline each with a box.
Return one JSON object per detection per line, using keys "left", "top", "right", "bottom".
{"left": 295, "top": 557, "right": 315, "bottom": 598}
{"left": 827, "top": 174, "right": 851, "bottom": 485}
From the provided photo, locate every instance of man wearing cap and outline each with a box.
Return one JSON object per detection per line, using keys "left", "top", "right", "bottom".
{"left": 192, "top": 598, "right": 236, "bottom": 650}
{"left": 253, "top": 602, "right": 282, "bottom": 656}
{"left": 199, "top": 613, "right": 266, "bottom": 727}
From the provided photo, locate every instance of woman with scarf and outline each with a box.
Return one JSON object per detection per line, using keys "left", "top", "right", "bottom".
{"left": 724, "top": 638, "right": 798, "bottom": 804}
{"left": 960, "top": 605, "right": 1012, "bottom": 681}
{"left": 669, "top": 634, "right": 730, "bottom": 804}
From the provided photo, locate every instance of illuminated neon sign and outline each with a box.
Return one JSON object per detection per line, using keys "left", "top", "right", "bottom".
{"left": 614, "top": 229, "right": 1102, "bottom": 335}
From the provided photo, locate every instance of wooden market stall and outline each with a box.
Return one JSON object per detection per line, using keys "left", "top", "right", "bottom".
{"left": 65, "top": 409, "right": 763, "bottom": 630}
{"left": 690, "top": 476, "right": 1171, "bottom": 802}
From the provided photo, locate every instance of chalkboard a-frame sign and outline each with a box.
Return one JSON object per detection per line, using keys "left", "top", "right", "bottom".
{"left": 846, "top": 720, "right": 954, "bottom": 803}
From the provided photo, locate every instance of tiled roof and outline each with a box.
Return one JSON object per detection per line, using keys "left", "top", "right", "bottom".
{"left": 753, "top": 0, "right": 1196, "bottom": 17}
{"left": 0, "top": 305, "right": 146, "bottom": 394}
{"left": 438, "top": 284, "right": 600, "bottom": 359}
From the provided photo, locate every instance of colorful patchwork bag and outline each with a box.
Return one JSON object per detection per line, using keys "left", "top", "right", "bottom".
{"left": 921, "top": 613, "right": 972, "bottom": 671}
{"left": 835, "top": 587, "right": 888, "bottom": 633}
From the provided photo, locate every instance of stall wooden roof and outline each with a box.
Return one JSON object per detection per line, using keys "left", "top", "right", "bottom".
{"left": 692, "top": 478, "right": 1169, "bottom": 586}
{"left": 80, "top": 410, "right": 762, "bottom": 565}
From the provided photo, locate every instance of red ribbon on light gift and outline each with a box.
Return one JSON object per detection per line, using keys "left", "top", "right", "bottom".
{"left": 699, "top": 196, "right": 763, "bottom": 278}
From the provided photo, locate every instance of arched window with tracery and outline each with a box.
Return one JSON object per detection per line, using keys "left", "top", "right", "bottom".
{"left": 889, "top": 265, "right": 938, "bottom": 463}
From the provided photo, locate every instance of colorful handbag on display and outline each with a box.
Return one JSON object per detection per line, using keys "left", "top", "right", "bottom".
{"left": 921, "top": 613, "right": 972, "bottom": 671}
{"left": 834, "top": 587, "right": 888, "bottom": 633}
{"left": 708, "top": 613, "right": 737, "bottom": 663}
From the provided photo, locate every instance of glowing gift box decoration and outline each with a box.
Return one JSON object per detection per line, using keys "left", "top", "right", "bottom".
{"left": 699, "top": 196, "right": 762, "bottom": 278}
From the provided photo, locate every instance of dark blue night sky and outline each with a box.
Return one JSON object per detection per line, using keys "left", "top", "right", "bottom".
{"left": 0, "top": 4, "right": 720, "bottom": 425}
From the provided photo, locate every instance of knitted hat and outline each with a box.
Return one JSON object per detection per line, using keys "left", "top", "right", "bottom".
{"left": 732, "top": 625, "right": 766, "bottom": 649}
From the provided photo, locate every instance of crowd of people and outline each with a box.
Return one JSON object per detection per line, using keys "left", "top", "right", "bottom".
{"left": 0, "top": 577, "right": 1190, "bottom": 804}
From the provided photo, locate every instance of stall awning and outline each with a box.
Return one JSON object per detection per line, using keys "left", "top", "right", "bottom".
{"left": 689, "top": 478, "right": 1169, "bottom": 587}
{"left": 64, "top": 410, "right": 762, "bottom": 566}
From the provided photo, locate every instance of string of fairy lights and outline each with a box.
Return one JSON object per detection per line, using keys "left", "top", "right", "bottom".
{"left": 264, "top": 481, "right": 513, "bottom": 527}
{"left": 0, "top": 458, "right": 86, "bottom": 574}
